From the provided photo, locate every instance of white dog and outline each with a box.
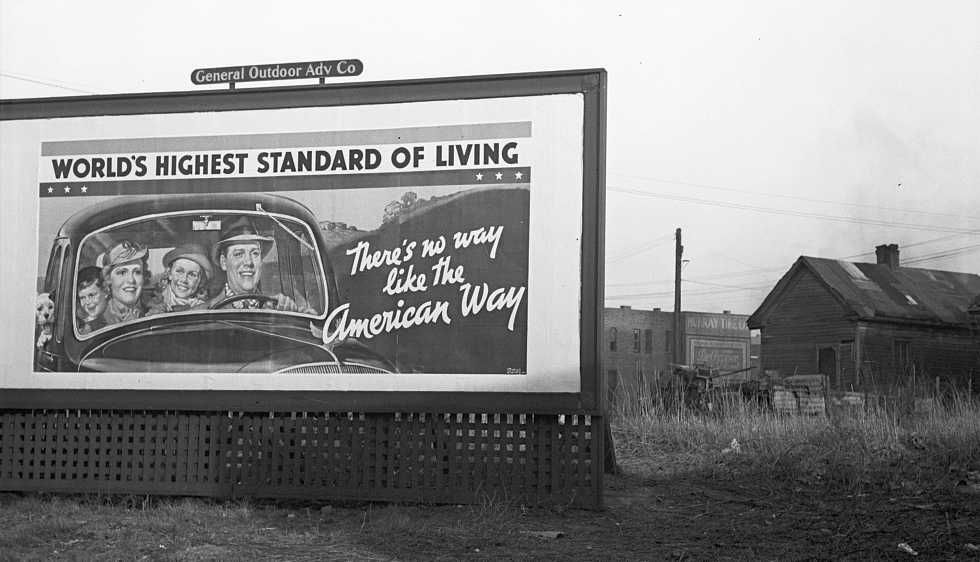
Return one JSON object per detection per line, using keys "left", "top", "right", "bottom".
{"left": 35, "top": 292, "right": 55, "bottom": 349}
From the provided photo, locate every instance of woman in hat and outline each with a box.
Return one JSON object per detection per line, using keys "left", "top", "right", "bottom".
{"left": 147, "top": 243, "right": 214, "bottom": 315}
{"left": 98, "top": 239, "right": 149, "bottom": 326}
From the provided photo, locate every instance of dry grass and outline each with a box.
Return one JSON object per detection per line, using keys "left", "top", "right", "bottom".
{"left": 0, "top": 494, "right": 388, "bottom": 562}
{"left": 611, "top": 381, "right": 980, "bottom": 492}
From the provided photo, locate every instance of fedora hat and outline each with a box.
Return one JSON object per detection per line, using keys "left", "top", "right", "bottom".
{"left": 97, "top": 239, "right": 148, "bottom": 276}
{"left": 163, "top": 242, "right": 213, "bottom": 280}
{"left": 213, "top": 217, "right": 273, "bottom": 262}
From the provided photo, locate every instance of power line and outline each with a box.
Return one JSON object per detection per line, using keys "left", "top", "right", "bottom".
{"left": 607, "top": 279, "right": 661, "bottom": 287}
{"left": 681, "top": 278, "right": 768, "bottom": 291}
{"left": 607, "top": 233, "right": 975, "bottom": 292}
{"left": 610, "top": 172, "right": 980, "bottom": 223}
{"left": 0, "top": 71, "right": 96, "bottom": 94}
{"left": 903, "top": 243, "right": 980, "bottom": 266}
{"left": 606, "top": 283, "right": 772, "bottom": 300}
{"left": 608, "top": 186, "right": 980, "bottom": 236}
{"left": 607, "top": 232, "right": 674, "bottom": 263}
{"left": 607, "top": 245, "right": 980, "bottom": 302}
{"left": 606, "top": 231, "right": 980, "bottom": 307}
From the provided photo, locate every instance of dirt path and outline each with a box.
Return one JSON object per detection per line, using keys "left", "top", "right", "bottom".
{"left": 352, "top": 464, "right": 980, "bottom": 561}
{"left": 1, "top": 466, "right": 977, "bottom": 560}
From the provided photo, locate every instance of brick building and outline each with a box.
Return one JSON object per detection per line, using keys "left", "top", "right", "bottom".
{"left": 603, "top": 307, "right": 751, "bottom": 398}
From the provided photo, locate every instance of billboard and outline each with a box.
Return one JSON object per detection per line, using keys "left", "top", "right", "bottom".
{"left": 0, "top": 71, "right": 605, "bottom": 412}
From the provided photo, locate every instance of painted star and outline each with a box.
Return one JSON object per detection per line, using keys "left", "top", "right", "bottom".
{"left": 515, "top": 171, "right": 524, "bottom": 180}
{"left": 475, "top": 173, "right": 483, "bottom": 181}
{"left": 46, "top": 186, "right": 53, "bottom": 194}
{"left": 80, "top": 185, "right": 88, "bottom": 193}
{"left": 64, "top": 186, "right": 71, "bottom": 194}
{"left": 495, "top": 172, "right": 503, "bottom": 180}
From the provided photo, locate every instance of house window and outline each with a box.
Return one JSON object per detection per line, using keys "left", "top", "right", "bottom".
{"left": 644, "top": 329, "right": 653, "bottom": 354}
{"left": 609, "top": 328, "right": 617, "bottom": 351}
{"left": 633, "top": 329, "right": 641, "bottom": 353}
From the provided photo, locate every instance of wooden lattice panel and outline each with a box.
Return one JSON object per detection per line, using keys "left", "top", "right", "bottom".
{"left": 0, "top": 410, "right": 600, "bottom": 507}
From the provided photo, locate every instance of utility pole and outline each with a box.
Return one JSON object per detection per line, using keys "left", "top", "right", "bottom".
{"left": 673, "top": 228, "right": 683, "bottom": 367}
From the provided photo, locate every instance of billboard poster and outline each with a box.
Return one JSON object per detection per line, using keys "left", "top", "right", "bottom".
{"left": 0, "top": 83, "right": 596, "bottom": 401}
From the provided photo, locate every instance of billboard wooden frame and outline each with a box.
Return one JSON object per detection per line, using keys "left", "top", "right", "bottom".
{"left": 0, "top": 69, "right": 607, "bottom": 415}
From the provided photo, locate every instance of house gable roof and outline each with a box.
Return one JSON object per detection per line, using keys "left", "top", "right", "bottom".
{"left": 748, "top": 256, "right": 980, "bottom": 329}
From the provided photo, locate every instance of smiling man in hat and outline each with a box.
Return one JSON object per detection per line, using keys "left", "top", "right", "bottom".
{"left": 98, "top": 239, "right": 148, "bottom": 325}
{"left": 208, "top": 217, "right": 310, "bottom": 312}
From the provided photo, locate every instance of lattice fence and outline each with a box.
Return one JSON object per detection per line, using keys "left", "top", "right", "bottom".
{"left": 0, "top": 410, "right": 601, "bottom": 507}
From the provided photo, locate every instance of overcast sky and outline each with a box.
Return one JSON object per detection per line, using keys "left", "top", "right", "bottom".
{"left": 3, "top": 0, "right": 978, "bottom": 314}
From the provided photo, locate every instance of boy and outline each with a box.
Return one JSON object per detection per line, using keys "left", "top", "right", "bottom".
{"left": 76, "top": 266, "right": 108, "bottom": 334}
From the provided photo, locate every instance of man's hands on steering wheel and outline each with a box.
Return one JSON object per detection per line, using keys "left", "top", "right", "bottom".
{"left": 210, "top": 293, "right": 315, "bottom": 314}
{"left": 209, "top": 293, "right": 279, "bottom": 310}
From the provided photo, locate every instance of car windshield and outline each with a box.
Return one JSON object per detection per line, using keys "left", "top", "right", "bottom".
{"left": 74, "top": 211, "right": 327, "bottom": 338}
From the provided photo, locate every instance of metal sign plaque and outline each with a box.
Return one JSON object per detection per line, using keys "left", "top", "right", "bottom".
{"left": 191, "top": 59, "right": 363, "bottom": 85}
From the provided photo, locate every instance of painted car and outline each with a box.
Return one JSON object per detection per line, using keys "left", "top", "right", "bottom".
{"left": 35, "top": 193, "right": 396, "bottom": 374}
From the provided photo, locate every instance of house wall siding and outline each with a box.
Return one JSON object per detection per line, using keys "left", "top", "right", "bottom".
{"left": 757, "top": 269, "right": 858, "bottom": 386}
{"left": 859, "top": 322, "right": 978, "bottom": 389}
{"left": 756, "top": 266, "right": 980, "bottom": 390}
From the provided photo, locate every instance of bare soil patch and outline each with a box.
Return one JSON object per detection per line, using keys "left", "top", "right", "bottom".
{"left": 1, "top": 451, "right": 977, "bottom": 561}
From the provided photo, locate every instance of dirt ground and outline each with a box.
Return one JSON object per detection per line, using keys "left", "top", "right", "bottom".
{"left": 1, "top": 453, "right": 977, "bottom": 561}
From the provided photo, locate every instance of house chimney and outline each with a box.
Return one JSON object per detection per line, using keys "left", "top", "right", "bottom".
{"left": 875, "top": 244, "right": 900, "bottom": 269}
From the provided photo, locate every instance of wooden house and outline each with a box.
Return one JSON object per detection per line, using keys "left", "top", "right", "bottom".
{"left": 748, "top": 244, "right": 980, "bottom": 390}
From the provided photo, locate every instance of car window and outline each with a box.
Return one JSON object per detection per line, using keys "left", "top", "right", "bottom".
{"left": 40, "top": 241, "right": 66, "bottom": 340}
{"left": 43, "top": 242, "right": 62, "bottom": 294}
{"left": 74, "top": 212, "right": 327, "bottom": 338}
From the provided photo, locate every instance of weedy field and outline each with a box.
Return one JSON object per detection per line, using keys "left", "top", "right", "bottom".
{"left": 1, "top": 388, "right": 978, "bottom": 561}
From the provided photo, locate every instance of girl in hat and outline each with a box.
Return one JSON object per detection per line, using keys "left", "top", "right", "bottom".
{"left": 147, "top": 243, "right": 213, "bottom": 315}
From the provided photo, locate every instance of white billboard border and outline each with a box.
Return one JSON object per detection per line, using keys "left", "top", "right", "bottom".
{"left": 0, "top": 69, "right": 606, "bottom": 414}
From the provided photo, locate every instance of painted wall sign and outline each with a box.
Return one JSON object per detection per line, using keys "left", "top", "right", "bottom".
{"left": 684, "top": 312, "right": 749, "bottom": 338}
{"left": 191, "top": 59, "right": 363, "bottom": 85}
{"left": 687, "top": 338, "right": 749, "bottom": 371}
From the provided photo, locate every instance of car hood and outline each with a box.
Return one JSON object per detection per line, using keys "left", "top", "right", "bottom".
{"left": 77, "top": 317, "right": 396, "bottom": 373}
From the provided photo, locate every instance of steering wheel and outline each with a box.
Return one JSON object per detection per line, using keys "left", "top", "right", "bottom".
{"left": 209, "top": 293, "right": 280, "bottom": 310}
